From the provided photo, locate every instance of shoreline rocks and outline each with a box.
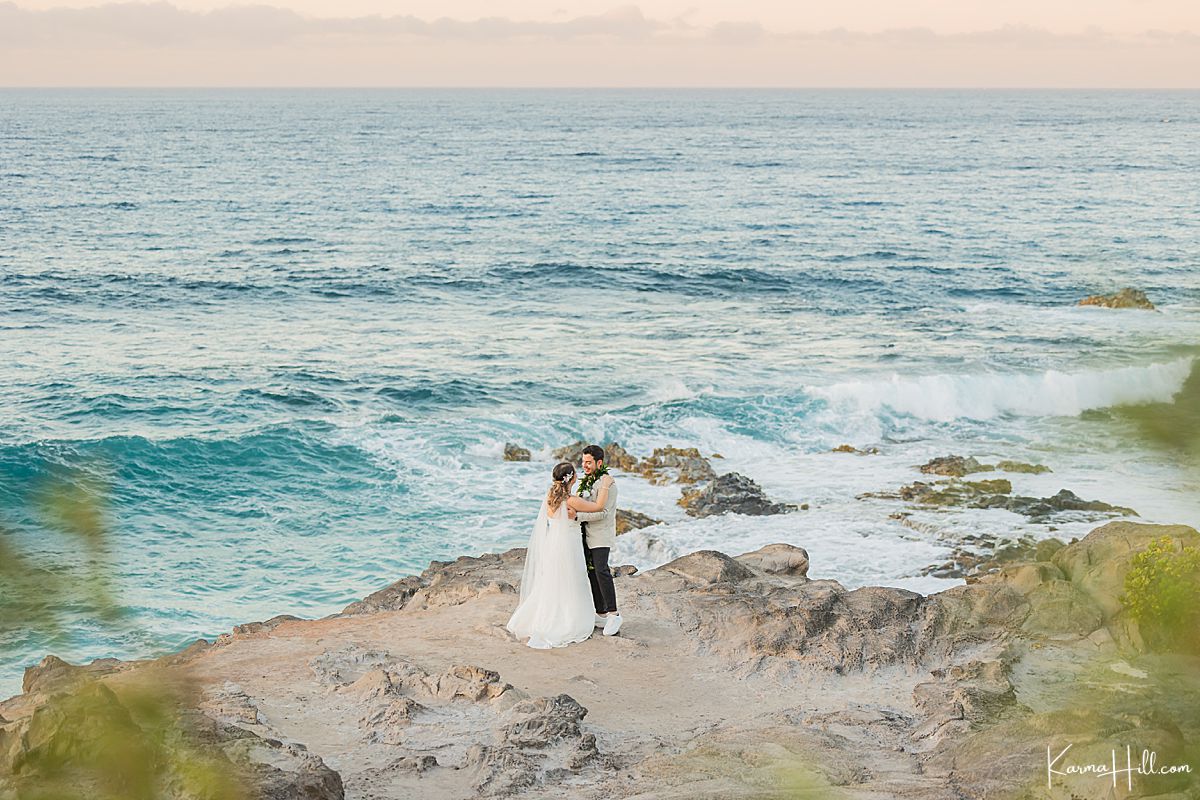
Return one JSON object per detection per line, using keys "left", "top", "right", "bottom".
{"left": 678, "top": 472, "right": 796, "bottom": 518}
{"left": 2, "top": 521, "right": 1198, "bottom": 799}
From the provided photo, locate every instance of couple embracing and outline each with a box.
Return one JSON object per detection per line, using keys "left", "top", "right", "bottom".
{"left": 506, "top": 445, "right": 622, "bottom": 649}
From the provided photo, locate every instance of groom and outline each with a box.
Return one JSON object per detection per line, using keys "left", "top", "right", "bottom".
{"left": 575, "top": 444, "right": 621, "bottom": 636}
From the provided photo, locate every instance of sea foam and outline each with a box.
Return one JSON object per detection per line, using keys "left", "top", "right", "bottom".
{"left": 813, "top": 358, "right": 1195, "bottom": 422}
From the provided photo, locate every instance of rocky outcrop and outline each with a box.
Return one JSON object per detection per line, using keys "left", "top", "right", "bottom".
{"left": 918, "top": 454, "right": 1052, "bottom": 476}
{"left": 867, "top": 477, "right": 1136, "bottom": 521}
{"left": 4, "top": 521, "right": 1198, "bottom": 800}
{"left": 831, "top": 444, "right": 880, "bottom": 455}
{"left": 615, "top": 508, "right": 661, "bottom": 535}
{"left": 0, "top": 669, "right": 344, "bottom": 800}
{"left": 635, "top": 446, "right": 717, "bottom": 485}
{"left": 502, "top": 443, "right": 531, "bottom": 462}
{"left": 339, "top": 550, "right": 522, "bottom": 616}
{"left": 1078, "top": 287, "right": 1157, "bottom": 310}
{"left": 918, "top": 455, "right": 992, "bottom": 477}
{"left": 994, "top": 459, "right": 1051, "bottom": 474}
{"left": 677, "top": 472, "right": 796, "bottom": 517}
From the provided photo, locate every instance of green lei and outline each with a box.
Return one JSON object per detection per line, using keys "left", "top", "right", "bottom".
{"left": 577, "top": 464, "right": 609, "bottom": 496}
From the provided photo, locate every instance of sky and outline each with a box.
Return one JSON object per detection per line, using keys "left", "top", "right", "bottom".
{"left": 1, "top": 0, "right": 1198, "bottom": 87}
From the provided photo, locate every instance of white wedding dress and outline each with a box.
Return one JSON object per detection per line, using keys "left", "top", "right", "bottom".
{"left": 506, "top": 499, "right": 595, "bottom": 649}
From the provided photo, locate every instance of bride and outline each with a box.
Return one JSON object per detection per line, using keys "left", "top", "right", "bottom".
{"left": 506, "top": 461, "right": 612, "bottom": 649}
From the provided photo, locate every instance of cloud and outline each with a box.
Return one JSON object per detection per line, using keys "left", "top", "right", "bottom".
{"left": 0, "top": 2, "right": 669, "bottom": 46}
{"left": 0, "top": 2, "right": 1196, "bottom": 87}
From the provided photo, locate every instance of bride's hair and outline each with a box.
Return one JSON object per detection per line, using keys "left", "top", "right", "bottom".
{"left": 547, "top": 461, "right": 576, "bottom": 513}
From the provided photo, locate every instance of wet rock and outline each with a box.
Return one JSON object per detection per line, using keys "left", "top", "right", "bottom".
{"left": 612, "top": 564, "right": 639, "bottom": 577}
{"left": 615, "top": 508, "right": 661, "bottom": 535}
{"left": 602, "top": 442, "right": 640, "bottom": 472}
{"left": 678, "top": 472, "right": 795, "bottom": 517}
{"left": 551, "top": 440, "right": 590, "bottom": 464}
{"left": 884, "top": 478, "right": 1136, "bottom": 522}
{"left": 995, "top": 459, "right": 1052, "bottom": 474}
{"left": 900, "top": 478, "right": 1012, "bottom": 506}
{"left": 502, "top": 443, "right": 531, "bottom": 462}
{"left": 639, "top": 446, "right": 717, "bottom": 485}
{"left": 918, "top": 455, "right": 993, "bottom": 477}
{"left": 831, "top": 444, "right": 880, "bottom": 454}
{"left": 1078, "top": 287, "right": 1156, "bottom": 310}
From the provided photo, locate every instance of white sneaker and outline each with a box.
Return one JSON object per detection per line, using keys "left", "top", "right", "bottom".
{"left": 594, "top": 614, "right": 606, "bottom": 628}
{"left": 602, "top": 614, "right": 623, "bottom": 636}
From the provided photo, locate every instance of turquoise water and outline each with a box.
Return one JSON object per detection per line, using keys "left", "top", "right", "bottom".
{"left": 3, "top": 89, "right": 1200, "bottom": 698}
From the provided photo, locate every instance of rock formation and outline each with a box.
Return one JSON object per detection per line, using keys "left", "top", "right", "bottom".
{"left": 678, "top": 472, "right": 796, "bottom": 517}
{"left": 502, "top": 443, "right": 531, "bottom": 462}
{"left": 1077, "top": 287, "right": 1157, "bottom": 310}
{"left": 4, "top": 522, "right": 1198, "bottom": 799}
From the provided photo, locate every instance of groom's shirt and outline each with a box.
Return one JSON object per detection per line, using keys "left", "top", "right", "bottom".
{"left": 576, "top": 474, "right": 617, "bottom": 550}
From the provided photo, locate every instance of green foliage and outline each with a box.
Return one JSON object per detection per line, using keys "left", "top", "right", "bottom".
{"left": 1121, "top": 535, "right": 1200, "bottom": 652}
{"left": 0, "top": 469, "right": 123, "bottom": 643}
{"left": 1, "top": 472, "right": 250, "bottom": 800}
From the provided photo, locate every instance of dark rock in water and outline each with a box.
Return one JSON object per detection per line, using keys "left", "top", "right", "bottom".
{"left": 615, "top": 508, "right": 661, "bottom": 535}
{"left": 503, "top": 443, "right": 531, "bottom": 462}
{"left": 678, "top": 472, "right": 796, "bottom": 517}
{"left": 918, "top": 455, "right": 993, "bottom": 477}
{"left": 995, "top": 459, "right": 1052, "bottom": 474}
{"left": 602, "top": 442, "right": 640, "bottom": 472}
{"left": 1077, "top": 287, "right": 1156, "bottom": 310}
{"left": 638, "top": 446, "right": 717, "bottom": 485}
{"left": 900, "top": 478, "right": 1012, "bottom": 506}
{"left": 552, "top": 440, "right": 590, "bottom": 465}
{"left": 994, "top": 489, "right": 1137, "bottom": 520}
{"left": 832, "top": 444, "right": 880, "bottom": 454}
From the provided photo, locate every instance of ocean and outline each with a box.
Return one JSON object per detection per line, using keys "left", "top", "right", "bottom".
{"left": 2, "top": 89, "right": 1199, "bottom": 699}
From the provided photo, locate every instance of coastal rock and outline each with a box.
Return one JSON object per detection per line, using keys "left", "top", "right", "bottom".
{"left": 918, "top": 455, "right": 992, "bottom": 477}
{"left": 994, "top": 459, "right": 1052, "bottom": 474}
{"left": 899, "top": 478, "right": 1012, "bottom": 505}
{"left": 638, "top": 446, "right": 717, "bottom": 485}
{"left": 1051, "top": 521, "right": 1200, "bottom": 620}
{"left": 1078, "top": 287, "right": 1156, "bottom": 310}
{"left": 678, "top": 472, "right": 796, "bottom": 517}
{"left": 6, "top": 521, "right": 1199, "bottom": 800}
{"left": 831, "top": 444, "right": 880, "bottom": 455}
{"left": 876, "top": 478, "right": 1136, "bottom": 521}
{"left": 339, "top": 550, "right": 523, "bottom": 616}
{"left": 659, "top": 550, "right": 757, "bottom": 585}
{"left": 736, "top": 543, "right": 810, "bottom": 577}
{"left": 0, "top": 677, "right": 344, "bottom": 800}
{"left": 502, "top": 443, "right": 531, "bottom": 462}
{"left": 615, "top": 508, "right": 661, "bottom": 535}
{"left": 552, "top": 440, "right": 590, "bottom": 464}
{"left": 601, "top": 442, "right": 640, "bottom": 472}
{"left": 995, "top": 488, "right": 1137, "bottom": 519}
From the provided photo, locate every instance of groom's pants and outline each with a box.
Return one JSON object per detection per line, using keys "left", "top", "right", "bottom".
{"left": 582, "top": 530, "right": 618, "bottom": 614}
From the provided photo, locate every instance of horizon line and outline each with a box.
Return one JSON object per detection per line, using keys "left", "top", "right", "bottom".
{"left": 3, "top": 85, "right": 1200, "bottom": 91}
